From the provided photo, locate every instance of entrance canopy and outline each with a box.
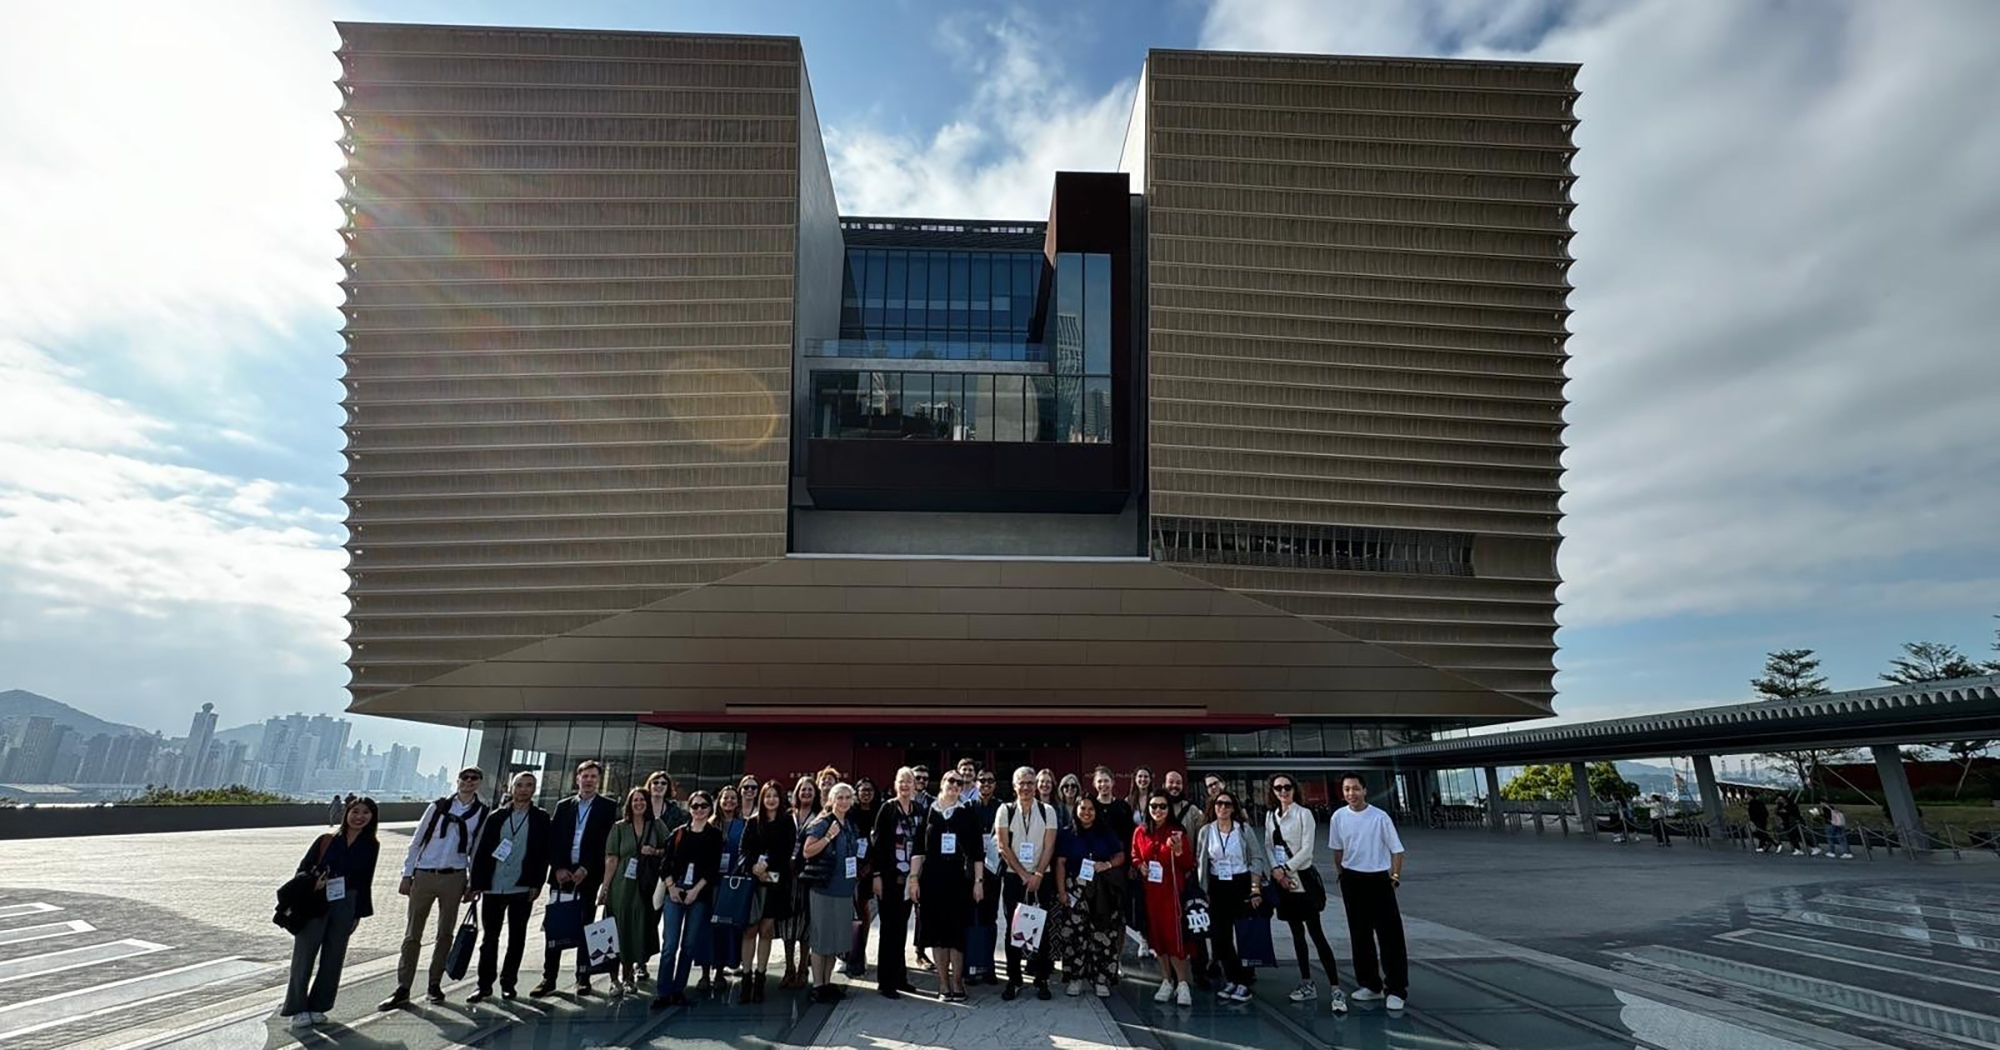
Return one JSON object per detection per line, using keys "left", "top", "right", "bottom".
{"left": 1356, "top": 674, "right": 2000, "bottom": 769}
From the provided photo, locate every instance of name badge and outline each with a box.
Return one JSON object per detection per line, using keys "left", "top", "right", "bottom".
{"left": 1079, "top": 858, "right": 1096, "bottom": 883}
{"left": 685, "top": 864, "right": 696, "bottom": 886}
{"left": 624, "top": 858, "right": 639, "bottom": 880}
{"left": 844, "top": 856, "right": 858, "bottom": 880}
{"left": 1273, "top": 846, "right": 1290, "bottom": 867}
{"left": 722, "top": 851, "right": 733, "bottom": 872}
{"left": 940, "top": 832, "right": 958, "bottom": 855}
{"left": 493, "top": 839, "right": 514, "bottom": 862}
{"left": 1016, "top": 841, "right": 1036, "bottom": 865}
{"left": 1146, "top": 861, "right": 1164, "bottom": 884}
{"left": 325, "top": 877, "right": 347, "bottom": 901}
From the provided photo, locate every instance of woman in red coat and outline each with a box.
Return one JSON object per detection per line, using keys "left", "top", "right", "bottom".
{"left": 1130, "top": 791, "right": 1194, "bottom": 1007}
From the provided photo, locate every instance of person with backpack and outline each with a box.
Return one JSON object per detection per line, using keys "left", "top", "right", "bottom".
{"left": 281, "top": 797, "right": 381, "bottom": 1029}
{"left": 467, "top": 771, "right": 549, "bottom": 1003}
{"left": 1265, "top": 773, "right": 1344, "bottom": 1014}
{"left": 995, "top": 765, "right": 1060, "bottom": 1001}
{"left": 1820, "top": 802, "right": 1854, "bottom": 858}
{"left": 1748, "top": 793, "right": 1775, "bottom": 853}
{"left": 380, "top": 767, "right": 488, "bottom": 1010}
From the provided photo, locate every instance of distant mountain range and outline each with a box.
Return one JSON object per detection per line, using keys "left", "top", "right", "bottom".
{"left": 0, "top": 689, "right": 150, "bottom": 740}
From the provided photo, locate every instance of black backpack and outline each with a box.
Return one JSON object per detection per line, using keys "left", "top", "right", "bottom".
{"left": 273, "top": 834, "right": 334, "bottom": 934}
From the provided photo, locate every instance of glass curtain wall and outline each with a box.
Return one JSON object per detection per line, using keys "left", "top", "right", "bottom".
{"left": 463, "top": 719, "right": 746, "bottom": 809}
{"left": 840, "top": 248, "right": 1038, "bottom": 345}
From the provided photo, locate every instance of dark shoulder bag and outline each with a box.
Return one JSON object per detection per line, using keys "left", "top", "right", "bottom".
{"left": 1268, "top": 815, "right": 1326, "bottom": 921}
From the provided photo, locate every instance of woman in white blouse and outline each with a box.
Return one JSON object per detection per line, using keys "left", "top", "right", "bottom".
{"left": 1263, "top": 775, "right": 1346, "bottom": 1014}
{"left": 1195, "top": 790, "right": 1263, "bottom": 1003}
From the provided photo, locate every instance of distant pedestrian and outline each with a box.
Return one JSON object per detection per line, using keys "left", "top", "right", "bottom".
{"left": 468, "top": 771, "right": 549, "bottom": 1003}
{"left": 1819, "top": 803, "right": 1853, "bottom": 858}
{"left": 381, "top": 767, "right": 488, "bottom": 1010}
{"left": 1647, "top": 795, "right": 1674, "bottom": 847}
{"left": 328, "top": 794, "right": 344, "bottom": 825}
{"left": 1611, "top": 797, "right": 1635, "bottom": 843}
{"left": 1775, "top": 795, "right": 1807, "bottom": 856}
{"left": 1329, "top": 773, "right": 1408, "bottom": 1011}
{"left": 1747, "top": 794, "right": 1774, "bottom": 853}
{"left": 282, "top": 796, "right": 381, "bottom": 1029}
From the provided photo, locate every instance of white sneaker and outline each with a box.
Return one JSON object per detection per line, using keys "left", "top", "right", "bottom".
{"left": 1387, "top": 994, "right": 1406, "bottom": 1011}
{"left": 1351, "top": 987, "right": 1383, "bottom": 1001}
{"left": 1155, "top": 979, "right": 1175, "bottom": 1003}
{"left": 1175, "top": 984, "right": 1192, "bottom": 1007}
{"left": 1289, "top": 981, "right": 1317, "bottom": 1002}
{"left": 1066, "top": 980, "right": 1083, "bottom": 997}
{"left": 1329, "top": 989, "right": 1348, "bottom": 1014}
{"left": 288, "top": 1015, "right": 315, "bottom": 1031}
{"left": 1095, "top": 982, "right": 1110, "bottom": 998}
{"left": 1810, "top": 847, "right": 1822, "bottom": 856}
{"left": 1754, "top": 847, "right": 1765, "bottom": 853}
{"left": 308, "top": 1013, "right": 328, "bottom": 1024}
{"left": 1841, "top": 852, "right": 1854, "bottom": 859}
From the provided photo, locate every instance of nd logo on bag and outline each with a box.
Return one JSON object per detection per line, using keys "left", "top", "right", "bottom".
{"left": 1183, "top": 898, "right": 1212, "bottom": 936}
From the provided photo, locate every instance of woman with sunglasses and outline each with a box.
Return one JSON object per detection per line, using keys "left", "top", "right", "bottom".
{"left": 691, "top": 784, "right": 747, "bottom": 993}
{"left": 738, "top": 779, "right": 795, "bottom": 1003}
{"left": 653, "top": 790, "right": 722, "bottom": 1007}
{"left": 1196, "top": 790, "right": 1263, "bottom": 1003}
{"left": 911, "top": 769, "right": 986, "bottom": 1001}
{"left": 600, "top": 787, "right": 667, "bottom": 998}
{"left": 1056, "top": 774, "right": 1083, "bottom": 831}
{"left": 1264, "top": 774, "right": 1344, "bottom": 1013}
{"left": 1131, "top": 791, "right": 1193, "bottom": 1006}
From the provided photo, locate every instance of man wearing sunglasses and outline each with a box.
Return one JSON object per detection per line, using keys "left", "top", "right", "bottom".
{"left": 381, "top": 767, "right": 488, "bottom": 1009}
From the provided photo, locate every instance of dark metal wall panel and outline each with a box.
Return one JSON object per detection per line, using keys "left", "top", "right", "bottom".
{"left": 336, "top": 24, "right": 805, "bottom": 706}
{"left": 1138, "top": 50, "right": 1576, "bottom": 707}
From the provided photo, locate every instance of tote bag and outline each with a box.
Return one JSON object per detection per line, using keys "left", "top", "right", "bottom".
{"left": 543, "top": 889, "right": 585, "bottom": 950}
{"left": 582, "top": 915, "right": 621, "bottom": 975}
{"left": 443, "top": 909, "right": 478, "bottom": 980}
{"left": 711, "top": 875, "right": 757, "bottom": 927}
{"left": 1008, "top": 901, "right": 1048, "bottom": 953}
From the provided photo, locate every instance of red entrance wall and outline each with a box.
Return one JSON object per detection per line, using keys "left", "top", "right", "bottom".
{"left": 742, "top": 725, "right": 1187, "bottom": 801}
{"left": 743, "top": 727, "right": 855, "bottom": 791}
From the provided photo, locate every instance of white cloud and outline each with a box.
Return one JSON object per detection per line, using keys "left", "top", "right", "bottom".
{"left": 1200, "top": 0, "right": 2000, "bottom": 628}
{"left": 823, "top": 14, "right": 1139, "bottom": 218}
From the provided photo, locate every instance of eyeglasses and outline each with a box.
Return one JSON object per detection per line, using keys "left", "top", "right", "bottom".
{"left": 1148, "top": 803, "right": 1169, "bottom": 810}
{"left": 943, "top": 778, "right": 963, "bottom": 787}
{"left": 979, "top": 776, "right": 995, "bottom": 783}
{"left": 460, "top": 774, "right": 482, "bottom": 782}
{"left": 1273, "top": 783, "right": 1295, "bottom": 792}
{"left": 691, "top": 802, "right": 711, "bottom": 811}
{"left": 1215, "top": 801, "right": 1234, "bottom": 808}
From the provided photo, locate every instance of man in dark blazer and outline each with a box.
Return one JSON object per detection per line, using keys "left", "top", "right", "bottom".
{"left": 529, "top": 760, "right": 615, "bottom": 997}
{"left": 468, "top": 770, "right": 551, "bottom": 1002}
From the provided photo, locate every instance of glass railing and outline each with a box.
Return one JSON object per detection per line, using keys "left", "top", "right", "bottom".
{"left": 805, "top": 338, "right": 1050, "bottom": 364}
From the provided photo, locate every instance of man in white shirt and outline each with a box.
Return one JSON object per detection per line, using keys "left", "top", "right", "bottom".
{"left": 1328, "top": 772, "right": 1408, "bottom": 1010}
{"left": 381, "top": 767, "right": 488, "bottom": 1009}
{"left": 993, "top": 765, "right": 1058, "bottom": 1000}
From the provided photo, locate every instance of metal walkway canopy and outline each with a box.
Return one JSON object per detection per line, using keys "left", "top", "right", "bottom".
{"left": 1358, "top": 675, "right": 2000, "bottom": 768}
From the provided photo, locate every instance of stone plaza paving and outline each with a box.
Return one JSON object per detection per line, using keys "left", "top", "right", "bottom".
{"left": 0, "top": 821, "right": 1993, "bottom": 1050}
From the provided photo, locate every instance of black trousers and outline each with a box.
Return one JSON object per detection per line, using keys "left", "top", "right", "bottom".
{"left": 543, "top": 880, "right": 600, "bottom": 984}
{"left": 1002, "top": 872, "right": 1057, "bottom": 985}
{"left": 876, "top": 882, "right": 913, "bottom": 989}
{"left": 477, "top": 892, "right": 534, "bottom": 992}
{"left": 1287, "top": 915, "right": 1341, "bottom": 984}
{"left": 1653, "top": 820, "right": 1671, "bottom": 845}
{"left": 1207, "top": 875, "right": 1253, "bottom": 986}
{"left": 1338, "top": 871, "right": 1407, "bottom": 997}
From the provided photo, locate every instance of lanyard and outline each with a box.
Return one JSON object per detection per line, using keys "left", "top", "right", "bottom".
{"left": 506, "top": 810, "right": 527, "bottom": 840}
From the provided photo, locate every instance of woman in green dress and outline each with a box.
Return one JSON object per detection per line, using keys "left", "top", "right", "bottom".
{"left": 599, "top": 786, "right": 667, "bottom": 997}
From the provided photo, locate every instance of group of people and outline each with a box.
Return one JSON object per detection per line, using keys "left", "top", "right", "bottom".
{"left": 277, "top": 759, "right": 1414, "bottom": 1028}
{"left": 1747, "top": 794, "right": 1855, "bottom": 857}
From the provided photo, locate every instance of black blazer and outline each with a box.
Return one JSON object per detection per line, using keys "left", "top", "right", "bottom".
{"left": 546, "top": 794, "right": 617, "bottom": 889}
{"left": 470, "top": 803, "right": 551, "bottom": 893}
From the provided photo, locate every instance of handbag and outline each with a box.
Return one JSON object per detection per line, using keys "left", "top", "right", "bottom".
{"left": 272, "top": 834, "right": 335, "bottom": 934}
{"left": 443, "top": 907, "right": 478, "bottom": 980}
{"left": 711, "top": 875, "right": 756, "bottom": 927}
{"left": 1009, "top": 901, "right": 1049, "bottom": 953}
{"left": 582, "top": 915, "right": 621, "bottom": 976}
{"left": 543, "top": 889, "right": 586, "bottom": 950}
{"left": 1268, "top": 816, "right": 1326, "bottom": 922}
{"left": 1234, "top": 913, "right": 1277, "bottom": 968}
{"left": 798, "top": 819, "right": 835, "bottom": 888}
{"left": 1176, "top": 851, "right": 1211, "bottom": 943}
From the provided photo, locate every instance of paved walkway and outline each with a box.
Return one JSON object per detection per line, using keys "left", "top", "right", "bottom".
{"left": 1, "top": 822, "right": 1995, "bottom": 1050}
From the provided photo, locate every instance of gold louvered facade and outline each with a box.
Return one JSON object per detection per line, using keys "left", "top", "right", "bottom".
{"left": 336, "top": 24, "right": 805, "bottom": 706}
{"left": 1130, "top": 50, "right": 1577, "bottom": 709}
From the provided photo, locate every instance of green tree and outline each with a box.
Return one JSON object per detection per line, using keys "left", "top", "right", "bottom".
{"left": 1500, "top": 762, "right": 1637, "bottom": 802}
{"left": 1880, "top": 641, "right": 1982, "bottom": 685}
{"left": 1985, "top": 614, "right": 2000, "bottom": 674}
{"left": 130, "top": 784, "right": 291, "bottom": 806}
{"left": 1751, "top": 649, "right": 1848, "bottom": 795}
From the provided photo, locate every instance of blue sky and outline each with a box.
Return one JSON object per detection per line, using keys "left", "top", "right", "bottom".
{"left": 2, "top": 0, "right": 1996, "bottom": 765}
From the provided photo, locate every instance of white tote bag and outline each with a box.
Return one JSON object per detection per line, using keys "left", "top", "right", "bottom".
{"left": 583, "top": 916, "right": 621, "bottom": 975}
{"left": 1008, "top": 902, "right": 1048, "bottom": 953}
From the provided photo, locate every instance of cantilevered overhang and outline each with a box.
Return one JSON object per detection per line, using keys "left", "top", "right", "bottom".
{"left": 1356, "top": 675, "right": 2000, "bottom": 769}
{"left": 347, "top": 556, "right": 1551, "bottom": 727}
